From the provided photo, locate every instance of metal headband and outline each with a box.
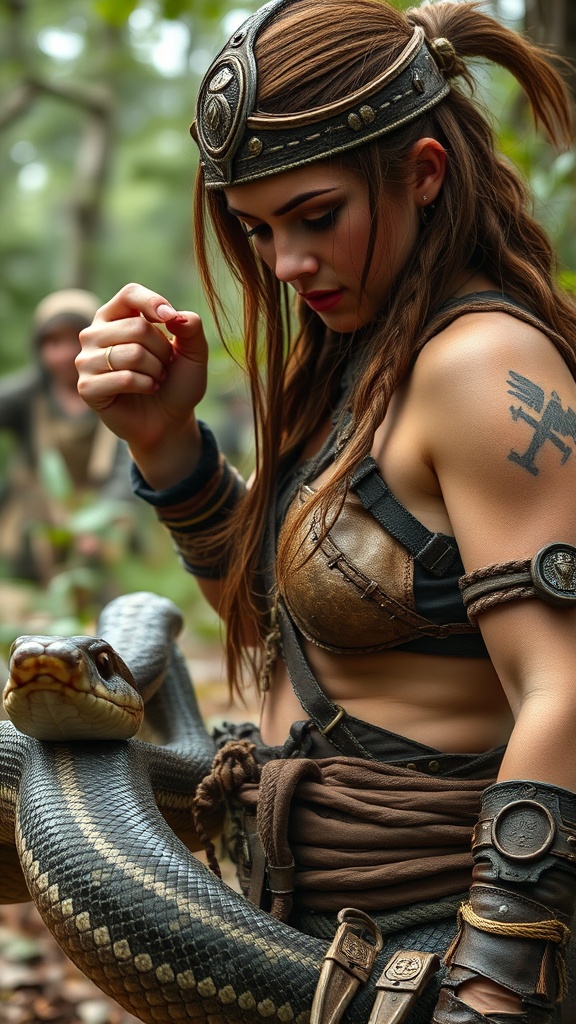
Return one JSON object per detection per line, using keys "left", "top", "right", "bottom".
{"left": 191, "top": 0, "right": 450, "bottom": 189}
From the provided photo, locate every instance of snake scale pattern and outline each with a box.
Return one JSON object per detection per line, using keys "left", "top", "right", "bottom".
{"left": 0, "top": 592, "right": 389, "bottom": 1024}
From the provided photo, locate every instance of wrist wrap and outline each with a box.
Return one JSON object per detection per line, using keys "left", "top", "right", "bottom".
{"left": 434, "top": 780, "right": 576, "bottom": 1022}
{"left": 131, "top": 421, "right": 246, "bottom": 578}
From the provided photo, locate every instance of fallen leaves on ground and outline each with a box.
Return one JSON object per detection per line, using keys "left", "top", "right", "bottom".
{"left": 0, "top": 902, "right": 142, "bottom": 1023}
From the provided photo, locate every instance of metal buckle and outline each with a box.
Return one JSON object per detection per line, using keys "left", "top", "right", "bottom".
{"left": 320, "top": 705, "right": 346, "bottom": 736}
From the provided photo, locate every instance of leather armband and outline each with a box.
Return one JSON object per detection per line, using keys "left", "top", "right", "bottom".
{"left": 433, "top": 780, "right": 576, "bottom": 1023}
{"left": 459, "top": 543, "right": 576, "bottom": 623}
{"left": 471, "top": 782, "right": 576, "bottom": 880}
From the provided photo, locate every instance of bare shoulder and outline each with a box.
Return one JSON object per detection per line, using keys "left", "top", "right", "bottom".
{"left": 412, "top": 308, "right": 573, "bottom": 398}
{"left": 405, "top": 307, "right": 576, "bottom": 563}
{"left": 409, "top": 309, "right": 576, "bottom": 451}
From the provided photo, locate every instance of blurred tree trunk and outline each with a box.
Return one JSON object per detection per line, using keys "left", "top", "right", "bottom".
{"left": 0, "top": 0, "right": 114, "bottom": 290}
{"left": 524, "top": 0, "right": 576, "bottom": 97}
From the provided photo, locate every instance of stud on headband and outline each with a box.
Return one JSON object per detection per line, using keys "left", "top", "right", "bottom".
{"left": 191, "top": 0, "right": 451, "bottom": 189}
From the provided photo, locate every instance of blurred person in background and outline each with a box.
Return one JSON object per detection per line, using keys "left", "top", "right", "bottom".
{"left": 0, "top": 288, "right": 136, "bottom": 584}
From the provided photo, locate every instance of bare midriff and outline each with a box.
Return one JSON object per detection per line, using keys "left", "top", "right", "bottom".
{"left": 259, "top": 644, "right": 513, "bottom": 752}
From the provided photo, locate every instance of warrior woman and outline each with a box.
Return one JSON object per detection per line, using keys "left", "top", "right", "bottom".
{"left": 76, "top": 1, "right": 576, "bottom": 1019}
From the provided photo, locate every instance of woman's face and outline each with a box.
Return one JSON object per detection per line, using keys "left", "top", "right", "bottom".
{"left": 224, "top": 161, "right": 420, "bottom": 333}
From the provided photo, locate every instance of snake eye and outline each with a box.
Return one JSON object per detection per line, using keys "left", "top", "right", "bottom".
{"left": 96, "top": 650, "right": 113, "bottom": 680}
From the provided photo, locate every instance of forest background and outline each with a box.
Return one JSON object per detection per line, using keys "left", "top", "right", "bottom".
{"left": 0, "top": 0, "right": 574, "bottom": 642}
{"left": 0, "top": 2, "right": 574, "bottom": 1021}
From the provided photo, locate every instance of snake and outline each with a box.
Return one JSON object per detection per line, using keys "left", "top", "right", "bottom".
{"left": 0, "top": 591, "right": 396, "bottom": 1024}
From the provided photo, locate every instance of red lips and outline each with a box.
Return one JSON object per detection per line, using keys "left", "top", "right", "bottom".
{"left": 299, "top": 290, "right": 343, "bottom": 312}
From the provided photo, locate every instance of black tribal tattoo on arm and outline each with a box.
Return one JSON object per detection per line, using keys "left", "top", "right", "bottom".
{"left": 507, "top": 369, "right": 576, "bottom": 476}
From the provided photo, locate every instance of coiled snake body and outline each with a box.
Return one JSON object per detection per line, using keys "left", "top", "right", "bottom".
{"left": 0, "top": 592, "right": 380, "bottom": 1024}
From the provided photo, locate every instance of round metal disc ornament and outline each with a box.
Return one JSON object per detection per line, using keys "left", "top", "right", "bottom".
{"left": 530, "top": 542, "right": 576, "bottom": 606}
{"left": 492, "top": 800, "right": 556, "bottom": 862}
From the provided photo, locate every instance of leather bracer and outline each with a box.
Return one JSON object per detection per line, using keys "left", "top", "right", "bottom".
{"left": 433, "top": 779, "right": 576, "bottom": 1022}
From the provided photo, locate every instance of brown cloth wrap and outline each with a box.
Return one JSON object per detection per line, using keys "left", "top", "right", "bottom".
{"left": 193, "top": 742, "right": 498, "bottom": 920}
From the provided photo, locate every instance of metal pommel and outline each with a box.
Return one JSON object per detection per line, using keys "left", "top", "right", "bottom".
{"left": 310, "top": 908, "right": 383, "bottom": 1024}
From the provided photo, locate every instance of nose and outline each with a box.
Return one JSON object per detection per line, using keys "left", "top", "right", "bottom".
{"left": 272, "top": 236, "right": 320, "bottom": 285}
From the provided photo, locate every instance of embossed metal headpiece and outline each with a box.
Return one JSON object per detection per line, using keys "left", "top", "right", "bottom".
{"left": 190, "top": 0, "right": 451, "bottom": 189}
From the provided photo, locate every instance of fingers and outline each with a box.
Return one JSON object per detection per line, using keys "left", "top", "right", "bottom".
{"left": 75, "top": 283, "right": 209, "bottom": 420}
{"left": 167, "top": 311, "right": 209, "bottom": 367}
{"left": 100, "top": 341, "right": 165, "bottom": 379}
{"left": 84, "top": 282, "right": 207, "bottom": 368}
{"left": 77, "top": 314, "right": 171, "bottom": 401}
{"left": 95, "top": 282, "right": 188, "bottom": 327}
{"left": 98, "top": 286, "right": 210, "bottom": 369}
{"left": 87, "top": 312, "right": 208, "bottom": 384}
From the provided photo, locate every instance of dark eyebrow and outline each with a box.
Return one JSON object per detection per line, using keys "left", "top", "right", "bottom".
{"left": 227, "top": 188, "right": 338, "bottom": 219}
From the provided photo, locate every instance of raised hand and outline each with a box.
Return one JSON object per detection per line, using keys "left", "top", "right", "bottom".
{"left": 75, "top": 283, "right": 209, "bottom": 488}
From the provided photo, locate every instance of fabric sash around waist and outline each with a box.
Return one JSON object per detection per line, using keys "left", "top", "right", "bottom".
{"left": 203, "top": 720, "right": 504, "bottom": 916}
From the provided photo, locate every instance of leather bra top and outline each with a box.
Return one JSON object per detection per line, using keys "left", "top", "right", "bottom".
{"left": 275, "top": 291, "right": 564, "bottom": 658}
{"left": 277, "top": 473, "right": 486, "bottom": 656}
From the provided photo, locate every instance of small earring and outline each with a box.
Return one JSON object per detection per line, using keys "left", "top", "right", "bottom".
{"left": 420, "top": 200, "right": 436, "bottom": 226}
{"left": 422, "top": 195, "right": 428, "bottom": 202}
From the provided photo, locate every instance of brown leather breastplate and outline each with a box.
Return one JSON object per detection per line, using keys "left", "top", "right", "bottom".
{"left": 278, "top": 483, "right": 475, "bottom": 653}
{"left": 275, "top": 291, "right": 565, "bottom": 658}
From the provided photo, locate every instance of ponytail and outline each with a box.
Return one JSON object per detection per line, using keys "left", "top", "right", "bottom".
{"left": 408, "top": 1, "right": 572, "bottom": 148}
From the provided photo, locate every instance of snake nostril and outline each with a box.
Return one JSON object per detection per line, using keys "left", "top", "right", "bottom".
{"left": 95, "top": 650, "right": 114, "bottom": 681}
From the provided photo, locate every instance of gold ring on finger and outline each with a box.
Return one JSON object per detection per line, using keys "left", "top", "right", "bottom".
{"left": 105, "top": 346, "right": 115, "bottom": 372}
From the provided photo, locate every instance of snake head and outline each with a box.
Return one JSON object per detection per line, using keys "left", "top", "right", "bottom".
{"left": 3, "top": 635, "right": 145, "bottom": 741}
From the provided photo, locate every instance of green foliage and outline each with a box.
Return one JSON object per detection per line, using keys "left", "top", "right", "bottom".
{"left": 498, "top": 102, "right": 576, "bottom": 274}
{"left": 0, "top": 479, "right": 219, "bottom": 658}
{"left": 0, "top": 0, "right": 574, "bottom": 649}
{"left": 94, "top": 0, "right": 140, "bottom": 25}
{"left": 0, "top": 0, "right": 251, "bottom": 375}
{"left": 559, "top": 270, "right": 576, "bottom": 294}
{"left": 39, "top": 448, "right": 74, "bottom": 503}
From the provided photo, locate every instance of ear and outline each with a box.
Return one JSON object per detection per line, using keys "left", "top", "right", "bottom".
{"left": 407, "top": 138, "right": 447, "bottom": 208}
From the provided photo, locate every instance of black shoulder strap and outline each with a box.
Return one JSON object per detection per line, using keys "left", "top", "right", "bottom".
{"left": 262, "top": 416, "right": 376, "bottom": 758}
{"left": 349, "top": 455, "right": 457, "bottom": 576}
{"left": 276, "top": 601, "right": 376, "bottom": 758}
{"left": 260, "top": 292, "right": 548, "bottom": 753}
{"left": 415, "top": 290, "right": 565, "bottom": 356}
{"left": 348, "top": 291, "right": 563, "bottom": 576}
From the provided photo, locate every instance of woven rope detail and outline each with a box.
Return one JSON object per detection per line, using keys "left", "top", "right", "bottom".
{"left": 192, "top": 739, "right": 260, "bottom": 877}
{"left": 458, "top": 900, "right": 570, "bottom": 1002}
{"left": 465, "top": 586, "right": 535, "bottom": 624}
{"left": 459, "top": 901, "right": 569, "bottom": 945}
{"left": 459, "top": 558, "right": 533, "bottom": 623}
{"left": 460, "top": 559, "right": 530, "bottom": 587}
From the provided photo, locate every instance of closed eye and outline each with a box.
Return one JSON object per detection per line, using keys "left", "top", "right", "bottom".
{"left": 303, "top": 208, "right": 339, "bottom": 232}
{"left": 244, "top": 206, "right": 340, "bottom": 242}
{"left": 245, "top": 223, "right": 270, "bottom": 240}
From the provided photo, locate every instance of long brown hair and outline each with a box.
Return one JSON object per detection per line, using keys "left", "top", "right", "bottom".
{"left": 193, "top": 0, "right": 576, "bottom": 697}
